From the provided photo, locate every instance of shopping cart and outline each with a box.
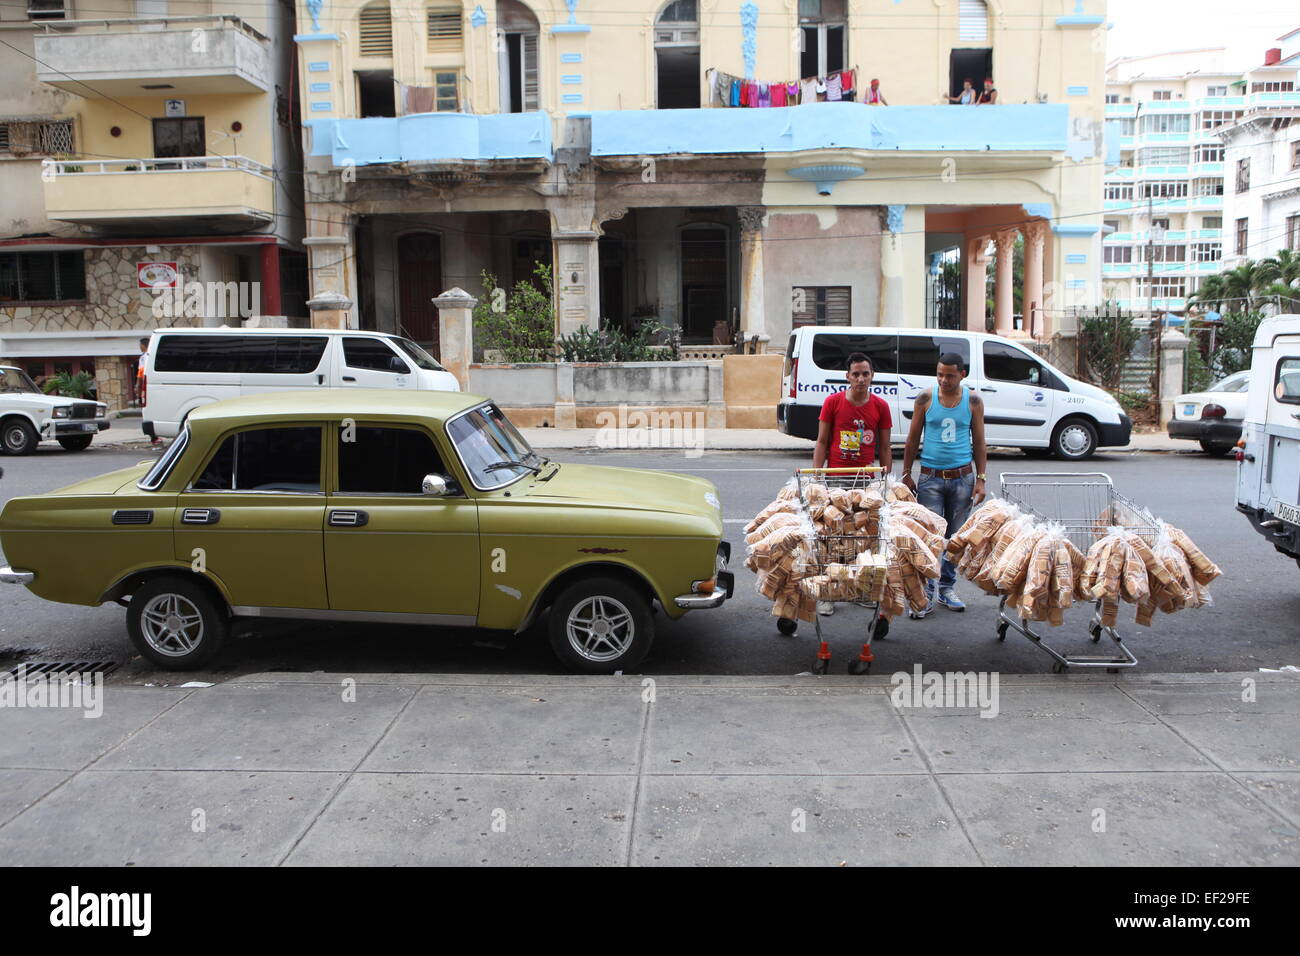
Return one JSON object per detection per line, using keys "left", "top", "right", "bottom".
{"left": 994, "top": 472, "right": 1160, "bottom": 672}
{"left": 777, "top": 466, "right": 888, "bottom": 675}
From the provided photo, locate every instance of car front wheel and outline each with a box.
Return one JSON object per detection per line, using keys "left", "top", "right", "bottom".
{"left": 126, "top": 576, "right": 228, "bottom": 670}
{"left": 57, "top": 435, "right": 93, "bottom": 452}
{"left": 548, "top": 575, "right": 654, "bottom": 673}
{"left": 1052, "top": 418, "right": 1098, "bottom": 460}
{"left": 2, "top": 419, "right": 38, "bottom": 455}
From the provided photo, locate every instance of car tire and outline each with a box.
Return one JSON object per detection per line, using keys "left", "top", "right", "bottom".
{"left": 1199, "top": 439, "right": 1233, "bottom": 457}
{"left": 1, "top": 419, "right": 38, "bottom": 456}
{"left": 1051, "top": 418, "right": 1098, "bottom": 461}
{"left": 126, "top": 575, "right": 228, "bottom": 670}
{"left": 57, "top": 435, "right": 93, "bottom": 452}
{"left": 548, "top": 575, "right": 654, "bottom": 674}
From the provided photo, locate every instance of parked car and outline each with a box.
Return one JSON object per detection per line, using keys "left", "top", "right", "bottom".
{"left": 0, "top": 390, "right": 732, "bottom": 673}
{"left": 141, "top": 328, "right": 461, "bottom": 440}
{"left": 1235, "top": 314, "right": 1300, "bottom": 568}
{"left": 1, "top": 365, "right": 110, "bottom": 455}
{"left": 777, "top": 326, "right": 1131, "bottom": 459}
{"left": 1166, "top": 370, "right": 1250, "bottom": 456}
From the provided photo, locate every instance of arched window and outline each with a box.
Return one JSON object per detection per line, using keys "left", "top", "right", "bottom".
{"left": 799, "top": 0, "right": 845, "bottom": 79}
{"left": 655, "top": 0, "right": 700, "bottom": 108}
{"left": 358, "top": 2, "right": 393, "bottom": 57}
{"left": 497, "top": 0, "right": 540, "bottom": 112}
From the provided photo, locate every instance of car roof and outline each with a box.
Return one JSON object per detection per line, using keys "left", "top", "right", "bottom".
{"left": 187, "top": 389, "right": 484, "bottom": 426}
{"left": 151, "top": 328, "right": 402, "bottom": 337}
{"left": 795, "top": 326, "right": 1000, "bottom": 340}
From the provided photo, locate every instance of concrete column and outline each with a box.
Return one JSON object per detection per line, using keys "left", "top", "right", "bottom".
{"left": 431, "top": 287, "right": 478, "bottom": 389}
{"left": 1158, "top": 327, "right": 1190, "bottom": 427}
{"left": 1021, "top": 221, "right": 1046, "bottom": 338}
{"left": 879, "top": 205, "right": 904, "bottom": 326}
{"left": 963, "top": 234, "right": 990, "bottom": 332}
{"left": 554, "top": 360, "right": 576, "bottom": 429}
{"left": 737, "top": 205, "right": 769, "bottom": 351}
{"left": 303, "top": 202, "right": 357, "bottom": 330}
{"left": 993, "top": 230, "right": 1016, "bottom": 336}
{"left": 306, "top": 290, "right": 354, "bottom": 331}
{"left": 706, "top": 361, "right": 726, "bottom": 429}
{"left": 552, "top": 232, "right": 601, "bottom": 336}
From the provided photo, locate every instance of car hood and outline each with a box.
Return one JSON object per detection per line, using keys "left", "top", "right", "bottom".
{"left": 44, "top": 462, "right": 153, "bottom": 496}
{"left": 2, "top": 392, "right": 90, "bottom": 410}
{"left": 521, "top": 462, "right": 722, "bottom": 528}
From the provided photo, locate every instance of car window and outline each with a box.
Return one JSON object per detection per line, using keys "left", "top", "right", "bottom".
{"left": 1211, "top": 372, "right": 1250, "bottom": 393}
{"left": 338, "top": 426, "right": 449, "bottom": 494}
{"left": 983, "top": 341, "right": 1043, "bottom": 385}
{"left": 1276, "top": 359, "right": 1300, "bottom": 405}
{"left": 899, "top": 335, "right": 969, "bottom": 376}
{"left": 138, "top": 426, "right": 190, "bottom": 490}
{"left": 155, "top": 335, "right": 327, "bottom": 374}
{"left": 344, "top": 337, "right": 409, "bottom": 374}
{"left": 390, "top": 337, "right": 445, "bottom": 371}
{"left": 447, "top": 404, "right": 538, "bottom": 490}
{"left": 192, "top": 426, "right": 322, "bottom": 493}
{"left": 1, "top": 367, "right": 40, "bottom": 393}
{"left": 810, "top": 333, "right": 898, "bottom": 373}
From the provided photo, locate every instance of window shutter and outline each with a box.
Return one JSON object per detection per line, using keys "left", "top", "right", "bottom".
{"left": 427, "top": 9, "right": 462, "bottom": 52}
{"left": 359, "top": 4, "right": 393, "bottom": 58}
{"left": 958, "top": 0, "right": 988, "bottom": 43}
{"left": 0, "top": 125, "right": 8, "bottom": 153}
{"left": 825, "top": 287, "right": 851, "bottom": 325}
{"left": 792, "top": 286, "right": 816, "bottom": 327}
{"left": 521, "top": 33, "right": 539, "bottom": 111}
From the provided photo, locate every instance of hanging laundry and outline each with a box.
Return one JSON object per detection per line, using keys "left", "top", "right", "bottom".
{"left": 771, "top": 82, "right": 787, "bottom": 107}
{"left": 826, "top": 73, "right": 843, "bottom": 102}
{"left": 800, "top": 77, "right": 818, "bottom": 104}
{"left": 841, "top": 69, "right": 855, "bottom": 95}
{"left": 758, "top": 83, "right": 771, "bottom": 107}
{"left": 730, "top": 78, "right": 741, "bottom": 107}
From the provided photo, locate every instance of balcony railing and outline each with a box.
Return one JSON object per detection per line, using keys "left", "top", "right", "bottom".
{"left": 42, "top": 155, "right": 274, "bottom": 177}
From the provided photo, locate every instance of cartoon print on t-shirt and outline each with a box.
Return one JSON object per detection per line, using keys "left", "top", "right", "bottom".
{"left": 838, "top": 418, "right": 874, "bottom": 458}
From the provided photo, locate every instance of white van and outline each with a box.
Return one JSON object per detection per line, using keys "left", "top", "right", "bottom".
{"left": 777, "top": 326, "right": 1132, "bottom": 459}
{"left": 142, "top": 328, "right": 460, "bottom": 439}
{"left": 1234, "top": 314, "right": 1300, "bottom": 566}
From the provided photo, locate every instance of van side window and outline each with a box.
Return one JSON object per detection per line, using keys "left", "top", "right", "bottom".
{"left": 155, "top": 335, "right": 327, "bottom": 374}
{"left": 193, "top": 427, "right": 322, "bottom": 493}
{"left": 811, "top": 334, "right": 897, "bottom": 372}
{"left": 338, "top": 426, "right": 450, "bottom": 494}
{"left": 983, "top": 341, "right": 1047, "bottom": 386}
{"left": 1276, "top": 358, "right": 1300, "bottom": 404}
{"left": 344, "top": 337, "right": 409, "bottom": 373}
{"left": 898, "top": 335, "right": 969, "bottom": 375}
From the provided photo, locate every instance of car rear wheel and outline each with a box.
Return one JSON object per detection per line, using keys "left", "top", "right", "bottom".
{"left": 57, "top": 435, "right": 93, "bottom": 452}
{"left": 1199, "top": 439, "right": 1233, "bottom": 457}
{"left": 126, "top": 576, "right": 228, "bottom": 670}
{"left": 1051, "top": 418, "right": 1097, "bottom": 461}
{"left": 1, "top": 419, "right": 38, "bottom": 455}
{"left": 548, "top": 576, "right": 654, "bottom": 673}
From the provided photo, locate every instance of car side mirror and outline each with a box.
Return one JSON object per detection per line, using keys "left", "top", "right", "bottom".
{"left": 421, "top": 474, "right": 449, "bottom": 497}
{"left": 389, "top": 356, "right": 408, "bottom": 373}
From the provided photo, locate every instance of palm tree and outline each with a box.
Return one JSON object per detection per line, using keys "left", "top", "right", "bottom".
{"left": 1189, "top": 274, "right": 1228, "bottom": 312}
{"left": 1220, "top": 262, "right": 1268, "bottom": 309}
{"left": 1258, "top": 249, "right": 1300, "bottom": 291}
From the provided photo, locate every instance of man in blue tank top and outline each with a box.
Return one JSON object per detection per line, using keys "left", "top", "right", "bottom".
{"left": 900, "top": 352, "right": 987, "bottom": 618}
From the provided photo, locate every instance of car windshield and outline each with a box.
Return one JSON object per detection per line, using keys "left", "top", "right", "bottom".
{"left": 0, "top": 368, "right": 39, "bottom": 394}
{"left": 391, "top": 337, "right": 445, "bottom": 372}
{"left": 447, "top": 404, "right": 539, "bottom": 490}
{"left": 1209, "top": 372, "right": 1249, "bottom": 393}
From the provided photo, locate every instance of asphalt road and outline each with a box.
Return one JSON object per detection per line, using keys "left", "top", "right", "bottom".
{"left": 1, "top": 441, "right": 1296, "bottom": 681}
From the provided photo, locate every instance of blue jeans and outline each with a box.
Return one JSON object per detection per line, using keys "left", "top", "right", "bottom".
{"left": 917, "top": 472, "right": 976, "bottom": 592}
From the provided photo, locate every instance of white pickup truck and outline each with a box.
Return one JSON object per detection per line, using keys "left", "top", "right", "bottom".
{"left": 1, "top": 365, "right": 110, "bottom": 454}
{"left": 1235, "top": 314, "right": 1300, "bottom": 566}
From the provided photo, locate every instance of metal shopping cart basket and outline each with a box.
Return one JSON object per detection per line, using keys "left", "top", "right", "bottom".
{"left": 995, "top": 472, "right": 1160, "bottom": 673}
{"left": 777, "top": 466, "right": 889, "bottom": 675}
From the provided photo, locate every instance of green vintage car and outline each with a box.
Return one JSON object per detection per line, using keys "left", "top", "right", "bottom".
{"left": 0, "top": 390, "right": 733, "bottom": 673}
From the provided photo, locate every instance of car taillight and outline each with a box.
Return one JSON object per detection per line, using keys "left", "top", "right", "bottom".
{"left": 1201, "top": 404, "right": 1226, "bottom": 418}
{"left": 789, "top": 358, "right": 798, "bottom": 398}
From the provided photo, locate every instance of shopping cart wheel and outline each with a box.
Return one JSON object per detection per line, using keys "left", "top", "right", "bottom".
{"left": 848, "top": 659, "right": 871, "bottom": 675}
{"left": 1089, "top": 623, "right": 1102, "bottom": 643}
{"left": 777, "top": 617, "right": 798, "bottom": 637}
{"left": 812, "top": 657, "right": 829, "bottom": 675}
{"left": 1051, "top": 661, "right": 1068, "bottom": 674}
{"left": 996, "top": 622, "right": 1008, "bottom": 642}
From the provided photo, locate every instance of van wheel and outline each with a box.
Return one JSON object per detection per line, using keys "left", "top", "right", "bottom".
{"left": 1051, "top": 418, "right": 1097, "bottom": 460}
{"left": 548, "top": 576, "right": 654, "bottom": 674}
{"left": 2, "top": 419, "right": 38, "bottom": 455}
{"left": 58, "top": 435, "right": 93, "bottom": 452}
{"left": 126, "top": 576, "right": 228, "bottom": 670}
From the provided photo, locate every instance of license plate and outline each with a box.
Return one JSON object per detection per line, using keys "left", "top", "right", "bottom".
{"left": 77, "top": 423, "right": 95, "bottom": 432}
{"left": 1183, "top": 404, "right": 1196, "bottom": 417}
{"left": 1273, "top": 500, "right": 1300, "bottom": 526}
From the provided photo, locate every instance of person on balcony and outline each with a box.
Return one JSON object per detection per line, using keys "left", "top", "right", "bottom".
{"left": 976, "top": 78, "right": 998, "bottom": 104}
{"left": 864, "top": 79, "right": 888, "bottom": 105}
{"left": 946, "top": 78, "right": 977, "bottom": 105}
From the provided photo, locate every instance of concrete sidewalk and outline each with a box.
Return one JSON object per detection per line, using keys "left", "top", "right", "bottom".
{"left": 0, "top": 670, "right": 1295, "bottom": 865}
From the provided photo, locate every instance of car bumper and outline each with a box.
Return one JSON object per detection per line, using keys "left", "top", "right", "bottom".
{"left": 0, "top": 566, "right": 35, "bottom": 585}
{"left": 777, "top": 403, "right": 820, "bottom": 441}
{"left": 1168, "top": 418, "right": 1243, "bottom": 444}
{"left": 673, "top": 544, "right": 734, "bottom": 609}
{"left": 1236, "top": 503, "right": 1300, "bottom": 560}
{"left": 43, "top": 420, "right": 110, "bottom": 437}
{"left": 1096, "top": 414, "right": 1132, "bottom": 448}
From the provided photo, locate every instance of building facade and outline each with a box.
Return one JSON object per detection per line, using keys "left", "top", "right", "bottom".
{"left": 0, "top": 0, "right": 306, "bottom": 409}
{"left": 1103, "top": 40, "right": 1300, "bottom": 315}
{"left": 293, "top": 0, "right": 1110, "bottom": 356}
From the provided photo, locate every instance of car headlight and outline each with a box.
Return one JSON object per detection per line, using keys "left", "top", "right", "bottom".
{"left": 52, "top": 407, "right": 70, "bottom": 419}
{"left": 96, "top": 404, "right": 107, "bottom": 417}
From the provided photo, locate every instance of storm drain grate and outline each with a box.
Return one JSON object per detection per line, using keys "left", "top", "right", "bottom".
{"left": 4, "top": 661, "right": 120, "bottom": 679}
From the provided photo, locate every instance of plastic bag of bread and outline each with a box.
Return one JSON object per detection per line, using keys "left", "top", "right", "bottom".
{"left": 1162, "top": 524, "right": 1221, "bottom": 587}
{"left": 885, "top": 482, "right": 916, "bottom": 503}
{"left": 992, "top": 526, "right": 1045, "bottom": 593}
{"left": 745, "top": 511, "right": 801, "bottom": 545}
{"left": 888, "top": 501, "right": 948, "bottom": 537}
{"left": 892, "top": 525, "right": 941, "bottom": 579}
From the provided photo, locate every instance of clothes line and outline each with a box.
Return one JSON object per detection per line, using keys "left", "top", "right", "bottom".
{"left": 707, "top": 65, "right": 868, "bottom": 107}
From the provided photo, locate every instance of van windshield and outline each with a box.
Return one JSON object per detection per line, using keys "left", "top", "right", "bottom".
{"left": 391, "top": 338, "right": 445, "bottom": 372}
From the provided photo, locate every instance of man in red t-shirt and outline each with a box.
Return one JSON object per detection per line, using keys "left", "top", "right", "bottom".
{"left": 812, "top": 352, "right": 893, "bottom": 629}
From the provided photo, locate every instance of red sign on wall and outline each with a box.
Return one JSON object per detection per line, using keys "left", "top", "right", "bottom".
{"left": 138, "top": 262, "right": 180, "bottom": 289}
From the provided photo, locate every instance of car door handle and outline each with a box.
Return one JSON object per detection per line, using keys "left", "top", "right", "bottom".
{"left": 328, "top": 509, "right": 369, "bottom": 527}
{"left": 181, "top": 508, "right": 220, "bottom": 525}
{"left": 316, "top": 374, "right": 324, "bottom": 385}
{"left": 342, "top": 375, "right": 356, "bottom": 383}
{"left": 980, "top": 386, "right": 998, "bottom": 393}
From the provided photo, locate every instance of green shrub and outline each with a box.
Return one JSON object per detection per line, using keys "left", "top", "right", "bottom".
{"left": 474, "top": 264, "right": 555, "bottom": 362}
{"left": 43, "top": 370, "right": 95, "bottom": 399}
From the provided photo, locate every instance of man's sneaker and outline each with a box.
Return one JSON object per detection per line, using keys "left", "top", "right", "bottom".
{"left": 907, "top": 600, "right": 933, "bottom": 620}
{"left": 936, "top": 587, "right": 966, "bottom": 612}
{"left": 817, "top": 600, "right": 835, "bottom": 616}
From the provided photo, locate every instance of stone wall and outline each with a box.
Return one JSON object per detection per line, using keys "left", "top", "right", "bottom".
{"left": 93, "top": 355, "right": 139, "bottom": 412}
